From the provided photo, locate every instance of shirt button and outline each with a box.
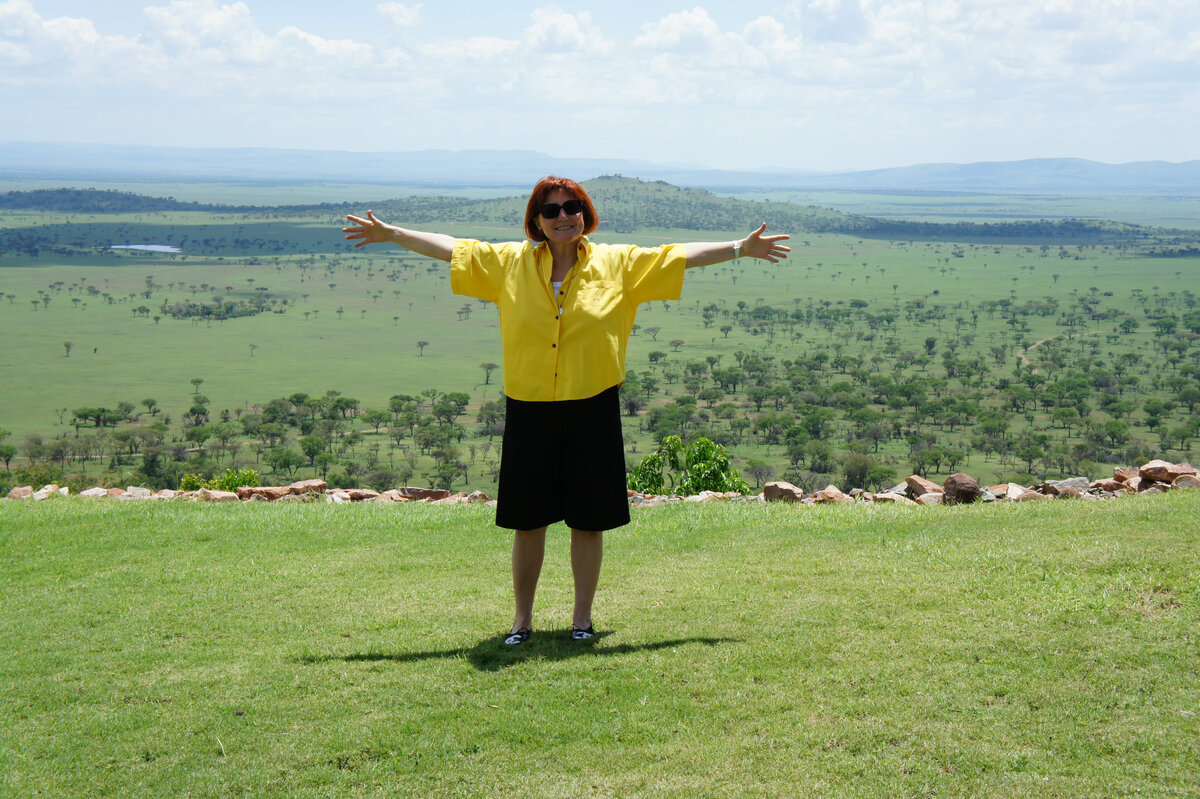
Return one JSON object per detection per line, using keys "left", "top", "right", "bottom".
{"left": 552, "top": 343, "right": 557, "bottom": 348}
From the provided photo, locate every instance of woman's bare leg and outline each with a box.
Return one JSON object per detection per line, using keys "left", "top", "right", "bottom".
{"left": 570, "top": 529, "right": 603, "bottom": 630}
{"left": 511, "top": 527, "right": 546, "bottom": 633}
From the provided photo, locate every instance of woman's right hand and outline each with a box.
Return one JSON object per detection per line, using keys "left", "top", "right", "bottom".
{"left": 342, "top": 210, "right": 392, "bottom": 248}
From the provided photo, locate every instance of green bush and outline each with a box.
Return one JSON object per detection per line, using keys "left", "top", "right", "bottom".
{"left": 178, "top": 472, "right": 205, "bottom": 492}
{"left": 627, "top": 435, "right": 750, "bottom": 496}
{"left": 178, "top": 468, "right": 260, "bottom": 492}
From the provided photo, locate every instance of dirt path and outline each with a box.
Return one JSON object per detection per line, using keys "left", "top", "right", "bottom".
{"left": 1016, "top": 330, "right": 1103, "bottom": 374}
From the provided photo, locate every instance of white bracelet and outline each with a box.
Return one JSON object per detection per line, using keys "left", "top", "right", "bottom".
{"left": 732, "top": 239, "right": 742, "bottom": 259}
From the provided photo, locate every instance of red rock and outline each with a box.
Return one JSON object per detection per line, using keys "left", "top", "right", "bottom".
{"left": 467, "top": 490, "right": 491, "bottom": 502}
{"left": 197, "top": 488, "right": 239, "bottom": 502}
{"left": 1014, "top": 490, "right": 1048, "bottom": 501}
{"left": 763, "top": 481, "right": 805, "bottom": 502}
{"left": 1114, "top": 466, "right": 1138, "bottom": 482}
{"left": 986, "top": 482, "right": 1026, "bottom": 501}
{"left": 1090, "top": 478, "right": 1127, "bottom": 493}
{"left": 915, "top": 492, "right": 943, "bottom": 505}
{"left": 344, "top": 488, "right": 380, "bottom": 501}
{"left": 1139, "top": 460, "right": 1197, "bottom": 483}
{"left": 6, "top": 486, "right": 33, "bottom": 500}
{"left": 905, "top": 475, "right": 943, "bottom": 496}
{"left": 375, "top": 490, "right": 412, "bottom": 502}
{"left": 810, "top": 485, "right": 850, "bottom": 503}
{"left": 1056, "top": 487, "right": 1083, "bottom": 499}
{"left": 288, "top": 479, "right": 328, "bottom": 495}
{"left": 1173, "top": 474, "right": 1200, "bottom": 490}
{"left": 238, "top": 486, "right": 290, "bottom": 501}
{"left": 396, "top": 486, "right": 452, "bottom": 501}
{"left": 874, "top": 492, "right": 917, "bottom": 506}
{"left": 943, "top": 473, "right": 981, "bottom": 504}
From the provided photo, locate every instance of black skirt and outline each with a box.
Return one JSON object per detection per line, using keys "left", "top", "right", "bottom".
{"left": 495, "top": 385, "right": 630, "bottom": 531}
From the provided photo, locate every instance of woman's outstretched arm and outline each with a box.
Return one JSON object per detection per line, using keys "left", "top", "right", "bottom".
{"left": 682, "top": 223, "right": 791, "bottom": 268}
{"left": 343, "top": 210, "right": 455, "bottom": 261}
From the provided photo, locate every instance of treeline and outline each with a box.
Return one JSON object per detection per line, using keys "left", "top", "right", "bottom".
{"left": 4, "top": 386, "right": 503, "bottom": 494}
{"left": 0, "top": 188, "right": 260, "bottom": 214}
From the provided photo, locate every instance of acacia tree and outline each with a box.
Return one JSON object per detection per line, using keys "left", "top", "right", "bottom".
{"left": 361, "top": 410, "right": 390, "bottom": 432}
{"left": 266, "top": 447, "right": 304, "bottom": 478}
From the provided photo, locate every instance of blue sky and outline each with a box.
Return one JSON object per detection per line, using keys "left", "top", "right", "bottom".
{"left": 2, "top": 0, "right": 1198, "bottom": 171}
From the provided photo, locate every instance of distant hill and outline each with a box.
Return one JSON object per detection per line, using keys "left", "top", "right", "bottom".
{"left": 5, "top": 178, "right": 1195, "bottom": 249}
{"left": 786, "top": 158, "right": 1200, "bottom": 194}
{"left": 3, "top": 142, "right": 1199, "bottom": 195}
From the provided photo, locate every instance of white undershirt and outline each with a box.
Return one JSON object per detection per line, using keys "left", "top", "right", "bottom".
{"left": 552, "top": 280, "right": 563, "bottom": 294}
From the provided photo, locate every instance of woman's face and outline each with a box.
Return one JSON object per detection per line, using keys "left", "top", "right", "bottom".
{"left": 536, "top": 188, "right": 585, "bottom": 245}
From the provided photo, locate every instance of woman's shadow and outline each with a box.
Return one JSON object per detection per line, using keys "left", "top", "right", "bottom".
{"left": 298, "top": 631, "right": 737, "bottom": 672}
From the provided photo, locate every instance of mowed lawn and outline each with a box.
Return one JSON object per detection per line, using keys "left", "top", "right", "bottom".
{"left": 1, "top": 494, "right": 1197, "bottom": 797}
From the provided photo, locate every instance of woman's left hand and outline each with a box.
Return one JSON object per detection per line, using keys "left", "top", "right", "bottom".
{"left": 742, "top": 223, "right": 791, "bottom": 263}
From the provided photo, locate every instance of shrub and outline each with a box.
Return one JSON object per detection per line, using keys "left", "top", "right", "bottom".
{"left": 364, "top": 469, "right": 400, "bottom": 492}
{"left": 628, "top": 435, "right": 749, "bottom": 496}
{"left": 207, "top": 468, "right": 260, "bottom": 492}
{"left": 178, "top": 472, "right": 205, "bottom": 492}
{"left": 178, "top": 468, "right": 260, "bottom": 492}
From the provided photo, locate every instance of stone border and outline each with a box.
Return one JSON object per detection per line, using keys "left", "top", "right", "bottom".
{"left": 628, "top": 459, "right": 1198, "bottom": 506}
{"left": 4, "top": 479, "right": 495, "bottom": 506}
{"left": 5, "top": 460, "right": 1197, "bottom": 507}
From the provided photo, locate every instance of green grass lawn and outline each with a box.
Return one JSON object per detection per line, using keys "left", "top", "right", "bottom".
{"left": 2, "top": 494, "right": 1197, "bottom": 797}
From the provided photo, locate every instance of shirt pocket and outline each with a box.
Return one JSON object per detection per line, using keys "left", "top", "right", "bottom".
{"left": 572, "top": 280, "right": 621, "bottom": 322}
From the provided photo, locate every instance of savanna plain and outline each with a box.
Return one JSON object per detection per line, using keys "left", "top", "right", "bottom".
{"left": 2, "top": 178, "right": 1199, "bottom": 496}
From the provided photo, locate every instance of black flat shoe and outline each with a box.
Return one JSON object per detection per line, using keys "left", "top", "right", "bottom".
{"left": 504, "top": 628, "right": 532, "bottom": 646}
{"left": 570, "top": 625, "right": 595, "bottom": 641}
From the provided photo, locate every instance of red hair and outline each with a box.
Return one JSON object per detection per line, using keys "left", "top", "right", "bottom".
{"left": 523, "top": 176, "right": 599, "bottom": 242}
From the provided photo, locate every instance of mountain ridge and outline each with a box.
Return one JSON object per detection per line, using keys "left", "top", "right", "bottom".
{"left": 2, "top": 141, "right": 1198, "bottom": 194}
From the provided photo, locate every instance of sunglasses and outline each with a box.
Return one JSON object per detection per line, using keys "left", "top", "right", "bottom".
{"left": 538, "top": 199, "right": 585, "bottom": 219}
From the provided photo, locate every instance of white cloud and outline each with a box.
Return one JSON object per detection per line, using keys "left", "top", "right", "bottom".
{"left": 634, "top": 7, "right": 724, "bottom": 51}
{"left": 140, "top": 1, "right": 273, "bottom": 66}
{"left": 526, "top": 6, "right": 610, "bottom": 55}
{"left": 378, "top": 2, "right": 422, "bottom": 28}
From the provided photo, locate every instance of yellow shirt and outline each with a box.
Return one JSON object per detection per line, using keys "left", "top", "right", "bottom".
{"left": 450, "top": 236, "right": 687, "bottom": 402}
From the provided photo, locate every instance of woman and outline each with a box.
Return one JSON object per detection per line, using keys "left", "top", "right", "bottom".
{"left": 343, "top": 176, "right": 789, "bottom": 645}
